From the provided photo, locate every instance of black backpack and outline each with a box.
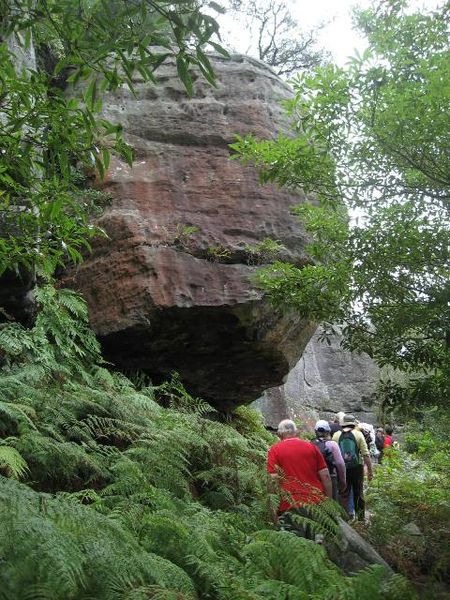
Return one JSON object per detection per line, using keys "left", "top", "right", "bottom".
{"left": 312, "top": 438, "right": 336, "bottom": 476}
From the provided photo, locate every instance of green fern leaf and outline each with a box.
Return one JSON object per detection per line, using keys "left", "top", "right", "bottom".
{"left": 0, "top": 445, "right": 29, "bottom": 479}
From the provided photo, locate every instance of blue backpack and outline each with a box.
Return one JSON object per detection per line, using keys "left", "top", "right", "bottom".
{"left": 338, "top": 431, "right": 359, "bottom": 469}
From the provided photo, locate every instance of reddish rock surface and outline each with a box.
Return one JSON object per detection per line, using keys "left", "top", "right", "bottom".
{"left": 66, "top": 54, "right": 316, "bottom": 410}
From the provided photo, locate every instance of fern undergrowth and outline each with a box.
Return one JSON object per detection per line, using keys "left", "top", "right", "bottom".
{"left": 0, "top": 286, "right": 415, "bottom": 599}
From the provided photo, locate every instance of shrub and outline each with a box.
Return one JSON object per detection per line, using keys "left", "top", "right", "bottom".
{"left": 366, "top": 431, "right": 450, "bottom": 595}
{"left": 0, "top": 286, "right": 414, "bottom": 599}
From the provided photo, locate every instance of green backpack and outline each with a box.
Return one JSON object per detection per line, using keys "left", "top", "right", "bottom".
{"left": 339, "top": 430, "right": 359, "bottom": 469}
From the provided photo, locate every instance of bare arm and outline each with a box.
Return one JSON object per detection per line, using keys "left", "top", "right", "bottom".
{"left": 318, "top": 468, "right": 333, "bottom": 499}
{"left": 357, "top": 432, "right": 373, "bottom": 481}
{"left": 267, "top": 473, "right": 280, "bottom": 524}
{"left": 328, "top": 441, "right": 346, "bottom": 490}
{"left": 364, "top": 455, "right": 373, "bottom": 481}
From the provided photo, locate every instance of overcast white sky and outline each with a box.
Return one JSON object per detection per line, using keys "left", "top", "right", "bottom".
{"left": 286, "top": 0, "right": 370, "bottom": 66}
{"left": 217, "top": 0, "right": 442, "bottom": 67}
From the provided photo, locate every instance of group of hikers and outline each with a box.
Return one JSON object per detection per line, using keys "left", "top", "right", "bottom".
{"left": 267, "top": 413, "right": 394, "bottom": 535}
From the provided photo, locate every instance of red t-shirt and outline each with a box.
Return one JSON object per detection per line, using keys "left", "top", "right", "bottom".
{"left": 384, "top": 435, "right": 393, "bottom": 448}
{"left": 267, "top": 438, "right": 327, "bottom": 512}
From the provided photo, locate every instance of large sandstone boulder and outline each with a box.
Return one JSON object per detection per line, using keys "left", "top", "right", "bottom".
{"left": 64, "top": 53, "right": 316, "bottom": 410}
{"left": 328, "top": 518, "right": 392, "bottom": 575}
{"left": 254, "top": 328, "right": 380, "bottom": 427}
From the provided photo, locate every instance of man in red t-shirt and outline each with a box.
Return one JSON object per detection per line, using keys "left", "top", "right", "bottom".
{"left": 267, "top": 420, "right": 332, "bottom": 538}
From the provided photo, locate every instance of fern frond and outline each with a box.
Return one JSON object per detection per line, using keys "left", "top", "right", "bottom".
{"left": 289, "top": 500, "right": 342, "bottom": 540}
{"left": 243, "top": 529, "right": 342, "bottom": 594}
{"left": 0, "top": 322, "right": 32, "bottom": 357}
{"left": 0, "top": 399, "right": 37, "bottom": 435}
{"left": 47, "top": 288, "right": 89, "bottom": 320}
{"left": 103, "top": 552, "right": 197, "bottom": 600}
{"left": 0, "top": 365, "right": 49, "bottom": 401}
{"left": 16, "top": 432, "right": 107, "bottom": 491}
{"left": 0, "top": 444, "right": 29, "bottom": 478}
{"left": 120, "top": 586, "right": 194, "bottom": 600}
{"left": 0, "top": 285, "right": 406, "bottom": 599}
{"left": 155, "top": 373, "right": 216, "bottom": 415}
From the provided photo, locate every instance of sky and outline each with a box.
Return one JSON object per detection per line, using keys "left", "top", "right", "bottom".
{"left": 284, "top": 0, "right": 371, "bottom": 66}
{"left": 292, "top": 0, "right": 442, "bottom": 64}
{"left": 216, "top": 0, "right": 442, "bottom": 67}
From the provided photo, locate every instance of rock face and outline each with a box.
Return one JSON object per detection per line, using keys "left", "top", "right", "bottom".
{"left": 64, "top": 53, "right": 316, "bottom": 410}
{"left": 328, "top": 518, "right": 392, "bottom": 575}
{"left": 254, "top": 328, "right": 380, "bottom": 428}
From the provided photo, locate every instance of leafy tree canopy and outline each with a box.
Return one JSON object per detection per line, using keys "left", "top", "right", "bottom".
{"left": 0, "top": 0, "right": 227, "bottom": 279}
{"left": 231, "top": 0, "right": 450, "bottom": 407}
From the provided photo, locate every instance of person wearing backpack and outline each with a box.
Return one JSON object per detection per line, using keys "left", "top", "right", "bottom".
{"left": 375, "top": 427, "right": 386, "bottom": 463}
{"left": 313, "top": 420, "right": 346, "bottom": 501}
{"left": 328, "top": 415, "right": 342, "bottom": 435}
{"left": 333, "top": 414, "right": 373, "bottom": 520}
{"left": 359, "top": 423, "right": 379, "bottom": 460}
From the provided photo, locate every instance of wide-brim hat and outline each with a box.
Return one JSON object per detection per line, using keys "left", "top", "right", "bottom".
{"left": 336, "top": 411, "right": 345, "bottom": 425}
{"left": 342, "top": 414, "right": 357, "bottom": 427}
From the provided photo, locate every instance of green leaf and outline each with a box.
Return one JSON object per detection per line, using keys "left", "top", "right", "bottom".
{"left": 84, "top": 78, "right": 97, "bottom": 110}
{"left": 0, "top": 446, "right": 28, "bottom": 479}
{"left": 67, "top": 98, "right": 79, "bottom": 110}
{"left": 94, "top": 151, "right": 105, "bottom": 179}
{"left": 209, "top": 1, "right": 226, "bottom": 14}
{"left": 196, "top": 48, "right": 215, "bottom": 85}
{"left": 101, "top": 147, "right": 110, "bottom": 172}
{"left": 176, "top": 55, "right": 193, "bottom": 96}
{"left": 208, "top": 41, "right": 230, "bottom": 58}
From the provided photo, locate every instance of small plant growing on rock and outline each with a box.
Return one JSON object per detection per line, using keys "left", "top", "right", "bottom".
{"left": 159, "top": 223, "right": 200, "bottom": 250}
{"left": 173, "top": 223, "right": 200, "bottom": 248}
{"left": 206, "top": 245, "right": 232, "bottom": 262}
{"left": 244, "top": 237, "right": 285, "bottom": 265}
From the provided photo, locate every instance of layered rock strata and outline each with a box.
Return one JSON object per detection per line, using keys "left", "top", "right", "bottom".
{"left": 65, "top": 54, "right": 316, "bottom": 410}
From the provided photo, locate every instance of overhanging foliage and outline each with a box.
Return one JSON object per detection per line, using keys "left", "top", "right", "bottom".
{"left": 231, "top": 0, "right": 450, "bottom": 406}
{"left": 0, "top": 0, "right": 228, "bottom": 278}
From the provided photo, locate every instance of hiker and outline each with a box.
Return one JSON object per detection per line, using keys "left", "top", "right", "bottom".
{"left": 384, "top": 425, "right": 394, "bottom": 448}
{"left": 267, "top": 419, "right": 332, "bottom": 539}
{"left": 333, "top": 414, "right": 373, "bottom": 520}
{"left": 375, "top": 427, "right": 385, "bottom": 463}
{"left": 359, "top": 423, "right": 379, "bottom": 460}
{"left": 313, "top": 420, "right": 346, "bottom": 501}
{"left": 329, "top": 415, "right": 342, "bottom": 435}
